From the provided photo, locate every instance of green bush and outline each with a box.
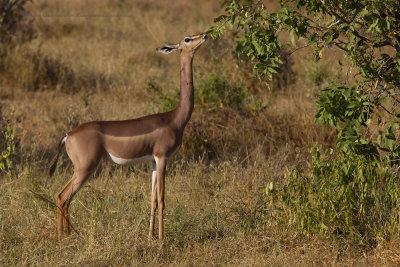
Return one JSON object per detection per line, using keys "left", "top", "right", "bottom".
{"left": 271, "top": 146, "right": 400, "bottom": 247}
{"left": 212, "top": 1, "right": 400, "bottom": 248}
{"left": 154, "top": 72, "right": 249, "bottom": 112}
{"left": 197, "top": 72, "right": 248, "bottom": 109}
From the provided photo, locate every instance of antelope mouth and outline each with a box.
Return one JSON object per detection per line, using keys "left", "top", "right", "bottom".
{"left": 193, "top": 33, "right": 207, "bottom": 50}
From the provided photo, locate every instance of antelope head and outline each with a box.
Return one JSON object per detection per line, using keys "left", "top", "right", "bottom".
{"left": 157, "top": 33, "right": 207, "bottom": 55}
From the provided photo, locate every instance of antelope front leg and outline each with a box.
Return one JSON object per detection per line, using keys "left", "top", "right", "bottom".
{"left": 149, "top": 161, "right": 157, "bottom": 240}
{"left": 156, "top": 157, "right": 167, "bottom": 240}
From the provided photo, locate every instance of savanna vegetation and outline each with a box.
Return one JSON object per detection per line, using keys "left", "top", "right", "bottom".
{"left": 1, "top": 0, "right": 400, "bottom": 265}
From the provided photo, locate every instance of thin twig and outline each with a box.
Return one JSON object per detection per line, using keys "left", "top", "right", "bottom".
{"left": 326, "top": 19, "right": 341, "bottom": 29}
{"left": 289, "top": 43, "right": 312, "bottom": 56}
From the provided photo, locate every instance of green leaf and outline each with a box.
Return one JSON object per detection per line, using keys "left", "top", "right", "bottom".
{"left": 268, "top": 67, "right": 278, "bottom": 74}
{"left": 290, "top": 30, "right": 296, "bottom": 47}
{"left": 226, "top": 19, "right": 233, "bottom": 30}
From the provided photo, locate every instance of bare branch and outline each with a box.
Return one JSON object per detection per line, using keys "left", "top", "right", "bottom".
{"left": 326, "top": 19, "right": 341, "bottom": 29}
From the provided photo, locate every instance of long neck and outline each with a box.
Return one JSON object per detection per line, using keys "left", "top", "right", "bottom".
{"left": 173, "top": 51, "right": 194, "bottom": 129}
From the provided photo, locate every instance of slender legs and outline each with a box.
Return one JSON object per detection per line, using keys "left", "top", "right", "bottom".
{"left": 148, "top": 157, "right": 167, "bottom": 240}
{"left": 157, "top": 157, "right": 166, "bottom": 240}
{"left": 57, "top": 158, "right": 167, "bottom": 240}
{"left": 149, "top": 161, "right": 158, "bottom": 239}
{"left": 56, "top": 170, "right": 91, "bottom": 238}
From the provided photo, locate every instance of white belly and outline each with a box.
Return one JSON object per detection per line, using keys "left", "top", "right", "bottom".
{"left": 106, "top": 152, "right": 154, "bottom": 165}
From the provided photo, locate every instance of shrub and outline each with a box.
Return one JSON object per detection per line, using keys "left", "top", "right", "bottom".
{"left": 154, "top": 72, "right": 249, "bottom": 112}
{"left": 2, "top": 48, "right": 113, "bottom": 93}
{"left": 0, "top": 0, "right": 35, "bottom": 64}
{"left": 270, "top": 146, "right": 400, "bottom": 247}
{"left": 197, "top": 72, "right": 248, "bottom": 109}
{"left": 28, "top": 50, "right": 112, "bottom": 93}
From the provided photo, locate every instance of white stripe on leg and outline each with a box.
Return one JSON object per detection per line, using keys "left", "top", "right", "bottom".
{"left": 151, "top": 160, "right": 157, "bottom": 194}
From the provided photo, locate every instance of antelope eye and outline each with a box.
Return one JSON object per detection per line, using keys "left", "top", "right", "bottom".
{"left": 184, "top": 37, "right": 192, "bottom": 43}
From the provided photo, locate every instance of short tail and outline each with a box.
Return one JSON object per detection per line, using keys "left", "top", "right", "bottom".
{"left": 49, "top": 135, "right": 67, "bottom": 177}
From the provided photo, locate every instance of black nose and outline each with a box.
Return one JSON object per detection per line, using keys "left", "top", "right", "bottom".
{"left": 202, "top": 33, "right": 207, "bottom": 40}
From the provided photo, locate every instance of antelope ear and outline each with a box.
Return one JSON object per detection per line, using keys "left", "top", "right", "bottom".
{"left": 156, "top": 44, "right": 180, "bottom": 54}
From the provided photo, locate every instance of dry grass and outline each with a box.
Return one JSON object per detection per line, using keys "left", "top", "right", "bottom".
{"left": 1, "top": 0, "right": 399, "bottom": 265}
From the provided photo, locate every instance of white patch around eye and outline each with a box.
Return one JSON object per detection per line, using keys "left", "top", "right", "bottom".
{"left": 107, "top": 152, "right": 154, "bottom": 165}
